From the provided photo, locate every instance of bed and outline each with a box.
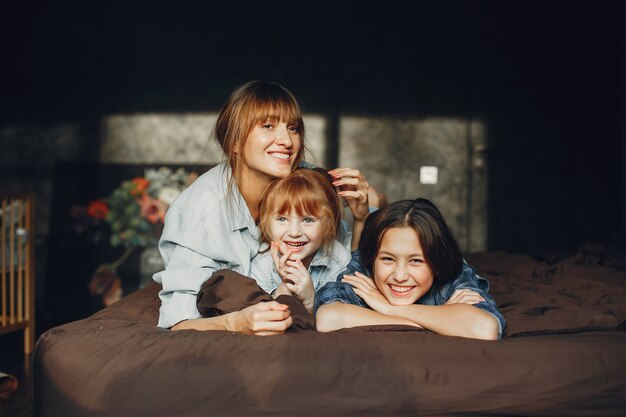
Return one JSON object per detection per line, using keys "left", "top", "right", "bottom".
{"left": 33, "top": 238, "right": 626, "bottom": 417}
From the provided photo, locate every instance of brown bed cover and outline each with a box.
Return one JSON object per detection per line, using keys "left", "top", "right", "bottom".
{"left": 34, "top": 247, "right": 626, "bottom": 416}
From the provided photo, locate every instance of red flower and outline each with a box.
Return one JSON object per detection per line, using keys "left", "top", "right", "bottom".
{"left": 130, "top": 177, "right": 150, "bottom": 197}
{"left": 87, "top": 200, "right": 109, "bottom": 220}
{"left": 138, "top": 194, "right": 167, "bottom": 224}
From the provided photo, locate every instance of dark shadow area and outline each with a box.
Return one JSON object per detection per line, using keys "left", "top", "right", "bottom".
{"left": 0, "top": 333, "right": 33, "bottom": 417}
{"left": 472, "top": 2, "right": 623, "bottom": 252}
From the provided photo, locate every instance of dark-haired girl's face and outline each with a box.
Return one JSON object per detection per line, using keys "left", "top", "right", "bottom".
{"left": 373, "top": 227, "right": 434, "bottom": 305}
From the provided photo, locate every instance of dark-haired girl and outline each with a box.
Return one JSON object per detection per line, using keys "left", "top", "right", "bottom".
{"left": 314, "top": 198, "right": 505, "bottom": 340}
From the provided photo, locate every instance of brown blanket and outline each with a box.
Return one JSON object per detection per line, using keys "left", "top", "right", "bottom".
{"left": 196, "top": 270, "right": 316, "bottom": 330}
{"left": 467, "top": 251, "right": 626, "bottom": 337}
{"left": 33, "top": 249, "right": 626, "bottom": 417}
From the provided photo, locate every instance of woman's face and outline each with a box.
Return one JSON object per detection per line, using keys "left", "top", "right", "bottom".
{"left": 239, "top": 118, "right": 301, "bottom": 184}
{"left": 373, "top": 226, "right": 434, "bottom": 305}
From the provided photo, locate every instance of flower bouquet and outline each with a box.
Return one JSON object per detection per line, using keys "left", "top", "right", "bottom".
{"left": 71, "top": 167, "right": 197, "bottom": 306}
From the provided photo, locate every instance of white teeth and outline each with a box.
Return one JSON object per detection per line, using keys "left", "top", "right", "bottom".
{"left": 286, "top": 242, "right": 305, "bottom": 247}
{"left": 269, "top": 152, "right": 290, "bottom": 160}
{"left": 390, "top": 285, "right": 412, "bottom": 293}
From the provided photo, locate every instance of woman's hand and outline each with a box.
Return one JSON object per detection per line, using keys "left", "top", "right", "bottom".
{"left": 445, "top": 289, "right": 486, "bottom": 305}
{"left": 234, "top": 301, "right": 293, "bottom": 335}
{"left": 172, "top": 301, "right": 292, "bottom": 335}
{"left": 342, "top": 272, "right": 392, "bottom": 315}
{"left": 271, "top": 242, "right": 315, "bottom": 312}
{"left": 328, "top": 167, "right": 370, "bottom": 222}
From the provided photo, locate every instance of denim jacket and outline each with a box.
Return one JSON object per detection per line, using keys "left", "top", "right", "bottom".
{"left": 314, "top": 250, "right": 506, "bottom": 338}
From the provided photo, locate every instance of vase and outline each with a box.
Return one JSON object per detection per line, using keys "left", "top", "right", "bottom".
{"left": 139, "top": 245, "right": 164, "bottom": 288}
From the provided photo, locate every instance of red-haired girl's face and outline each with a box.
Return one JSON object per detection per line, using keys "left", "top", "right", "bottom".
{"left": 373, "top": 227, "right": 434, "bottom": 305}
{"left": 269, "top": 208, "right": 323, "bottom": 268}
{"left": 238, "top": 118, "right": 301, "bottom": 185}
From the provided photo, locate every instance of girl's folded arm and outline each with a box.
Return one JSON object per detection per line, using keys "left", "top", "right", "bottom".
{"left": 384, "top": 303, "right": 499, "bottom": 340}
{"left": 315, "top": 302, "right": 420, "bottom": 332}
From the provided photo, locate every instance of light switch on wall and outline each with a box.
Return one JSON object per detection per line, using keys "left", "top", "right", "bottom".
{"left": 420, "top": 166, "right": 438, "bottom": 184}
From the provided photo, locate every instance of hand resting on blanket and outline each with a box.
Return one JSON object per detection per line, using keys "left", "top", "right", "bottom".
{"left": 173, "top": 301, "right": 293, "bottom": 335}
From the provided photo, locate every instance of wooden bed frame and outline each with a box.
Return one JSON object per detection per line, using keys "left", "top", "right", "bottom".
{"left": 0, "top": 193, "right": 35, "bottom": 354}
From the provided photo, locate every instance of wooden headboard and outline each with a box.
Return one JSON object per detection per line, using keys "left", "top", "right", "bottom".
{"left": 0, "top": 193, "right": 35, "bottom": 354}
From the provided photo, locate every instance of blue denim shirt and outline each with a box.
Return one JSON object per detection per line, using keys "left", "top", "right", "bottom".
{"left": 314, "top": 250, "right": 506, "bottom": 338}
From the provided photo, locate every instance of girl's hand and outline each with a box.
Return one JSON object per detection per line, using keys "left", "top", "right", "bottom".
{"left": 273, "top": 282, "right": 292, "bottom": 297}
{"left": 445, "top": 289, "right": 486, "bottom": 305}
{"left": 328, "top": 167, "right": 370, "bottom": 222}
{"left": 342, "top": 271, "right": 392, "bottom": 315}
{"left": 270, "top": 241, "right": 293, "bottom": 282}
{"left": 282, "top": 258, "right": 315, "bottom": 313}
{"left": 234, "top": 301, "right": 293, "bottom": 336}
{"left": 271, "top": 242, "right": 315, "bottom": 312}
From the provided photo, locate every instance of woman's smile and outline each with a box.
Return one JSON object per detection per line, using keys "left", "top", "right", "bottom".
{"left": 268, "top": 151, "right": 291, "bottom": 160}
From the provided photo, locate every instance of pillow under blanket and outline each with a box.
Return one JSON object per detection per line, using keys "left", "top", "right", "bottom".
{"left": 196, "top": 269, "right": 316, "bottom": 331}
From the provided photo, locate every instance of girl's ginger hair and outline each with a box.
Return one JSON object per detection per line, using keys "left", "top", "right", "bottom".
{"left": 258, "top": 168, "right": 342, "bottom": 252}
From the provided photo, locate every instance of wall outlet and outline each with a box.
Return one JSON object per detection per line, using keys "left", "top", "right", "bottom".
{"left": 420, "top": 166, "right": 438, "bottom": 184}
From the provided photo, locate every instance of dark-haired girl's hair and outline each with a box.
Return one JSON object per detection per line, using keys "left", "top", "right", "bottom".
{"left": 358, "top": 198, "right": 463, "bottom": 286}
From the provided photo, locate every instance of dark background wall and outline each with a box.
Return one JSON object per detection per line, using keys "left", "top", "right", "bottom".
{"left": 1, "top": 0, "right": 623, "bottom": 329}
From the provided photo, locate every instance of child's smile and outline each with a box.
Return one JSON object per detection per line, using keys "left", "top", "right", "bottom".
{"left": 373, "top": 226, "right": 435, "bottom": 305}
{"left": 270, "top": 209, "right": 323, "bottom": 268}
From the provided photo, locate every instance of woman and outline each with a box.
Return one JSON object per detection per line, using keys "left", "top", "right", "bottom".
{"left": 154, "top": 80, "right": 369, "bottom": 334}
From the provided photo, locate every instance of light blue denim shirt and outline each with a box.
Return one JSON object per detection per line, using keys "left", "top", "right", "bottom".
{"left": 249, "top": 241, "right": 352, "bottom": 295}
{"left": 153, "top": 162, "right": 261, "bottom": 328}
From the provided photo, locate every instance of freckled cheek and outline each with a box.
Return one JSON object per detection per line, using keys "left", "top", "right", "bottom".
{"left": 305, "top": 225, "right": 322, "bottom": 240}
{"left": 269, "top": 226, "right": 286, "bottom": 241}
